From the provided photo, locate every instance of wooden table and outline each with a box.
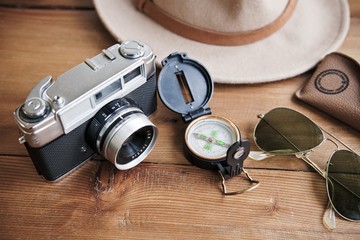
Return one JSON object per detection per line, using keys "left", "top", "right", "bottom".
{"left": 1, "top": 1, "right": 359, "bottom": 239}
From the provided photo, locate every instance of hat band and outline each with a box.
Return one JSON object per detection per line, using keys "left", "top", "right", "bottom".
{"left": 137, "top": 0, "right": 297, "bottom": 46}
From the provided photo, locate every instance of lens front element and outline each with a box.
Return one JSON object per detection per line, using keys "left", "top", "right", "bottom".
{"left": 117, "top": 126, "right": 154, "bottom": 164}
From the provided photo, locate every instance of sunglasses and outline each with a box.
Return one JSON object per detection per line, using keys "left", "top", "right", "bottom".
{"left": 250, "top": 107, "right": 359, "bottom": 228}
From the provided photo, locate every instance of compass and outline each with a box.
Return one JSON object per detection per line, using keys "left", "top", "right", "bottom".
{"left": 185, "top": 115, "right": 239, "bottom": 160}
{"left": 183, "top": 114, "right": 251, "bottom": 175}
{"left": 157, "top": 52, "right": 259, "bottom": 195}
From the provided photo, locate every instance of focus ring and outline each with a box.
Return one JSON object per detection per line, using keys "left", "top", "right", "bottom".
{"left": 86, "top": 98, "right": 139, "bottom": 151}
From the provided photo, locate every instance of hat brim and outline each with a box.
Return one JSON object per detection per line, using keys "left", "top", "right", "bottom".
{"left": 94, "top": 0, "right": 350, "bottom": 84}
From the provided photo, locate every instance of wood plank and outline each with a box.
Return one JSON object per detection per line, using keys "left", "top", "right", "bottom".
{"left": 0, "top": 0, "right": 93, "bottom": 8}
{"left": 349, "top": 0, "right": 360, "bottom": 17}
{"left": 1, "top": 155, "right": 359, "bottom": 239}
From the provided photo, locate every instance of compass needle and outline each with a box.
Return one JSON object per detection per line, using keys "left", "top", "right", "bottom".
{"left": 193, "top": 133, "right": 208, "bottom": 141}
{"left": 193, "top": 132, "right": 231, "bottom": 149}
{"left": 215, "top": 139, "right": 230, "bottom": 148}
{"left": 187, "top": 116, "right": 240, "bottom": 159}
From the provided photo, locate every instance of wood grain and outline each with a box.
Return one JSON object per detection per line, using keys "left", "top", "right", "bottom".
{"left": 1, "top": 157, "right": 359, "bottom": 239}
{"left": 0, "top": 1, "right": 360, "bottom": 239}
{"left": 0, "top": 0, "right": 93, "bottom": 8}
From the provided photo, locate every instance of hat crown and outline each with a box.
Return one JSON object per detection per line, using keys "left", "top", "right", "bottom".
{"left": 95, "top": 0, "right": 350, "bottom": 83}
{"left": 153, "top": 0, "right": 290, "bottom": 32}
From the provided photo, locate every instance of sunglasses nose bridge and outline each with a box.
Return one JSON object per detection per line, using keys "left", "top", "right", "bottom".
{"left": 325, "top": 138, "right": 340, "bottom": 151}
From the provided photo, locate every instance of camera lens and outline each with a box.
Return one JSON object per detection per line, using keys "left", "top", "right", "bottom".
{"left": 116, "top": 126, "right": 154, "bottom": 164}
{"left": 87, "top": 98, "right": 158, "bottom": 170}
{"left": 103, "top": 112, "right": 157, "bottom": 169}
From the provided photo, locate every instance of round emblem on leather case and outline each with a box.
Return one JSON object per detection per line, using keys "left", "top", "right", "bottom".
{"left": 315, "top": 69, "right": 349, "bottom": 94}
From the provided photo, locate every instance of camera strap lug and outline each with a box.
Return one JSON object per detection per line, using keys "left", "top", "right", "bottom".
{"left": 18, "top": 135, "right": 26, "bottom": 144}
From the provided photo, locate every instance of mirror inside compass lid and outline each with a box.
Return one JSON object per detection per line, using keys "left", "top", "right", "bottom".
{"left": 157, "top": 52, "right": 213, "bottom": 122}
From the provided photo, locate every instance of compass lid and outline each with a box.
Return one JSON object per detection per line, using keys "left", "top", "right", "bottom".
{"left": 158, "top": 52, "right": 213, "bottom": 122}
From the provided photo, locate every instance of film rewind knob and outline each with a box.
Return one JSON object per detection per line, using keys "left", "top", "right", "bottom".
{"left": 119, "top": 40, "right": 145, "bottom": 59}
{"left": 22, "top": 97, "right": 49, "bottom": 119}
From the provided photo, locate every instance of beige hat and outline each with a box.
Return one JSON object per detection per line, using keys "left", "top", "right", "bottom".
{"left": 94, "top": 0, "right": 350, "bottom": 84}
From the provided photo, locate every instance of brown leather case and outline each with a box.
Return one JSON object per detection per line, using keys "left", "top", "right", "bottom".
{"left": 296, "top": 52, "right": 360, "bottom": 131}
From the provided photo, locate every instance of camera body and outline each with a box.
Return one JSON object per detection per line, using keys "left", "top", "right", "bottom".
{"left": 14, "top": 41, "right": 158, "bottom": 181}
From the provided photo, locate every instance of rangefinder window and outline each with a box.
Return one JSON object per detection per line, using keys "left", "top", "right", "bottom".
{"left": 95, "top": 80, "right": 122, "bottom": 103}
{"left": 124, "top": 66, "right": 141, "bottom": 83}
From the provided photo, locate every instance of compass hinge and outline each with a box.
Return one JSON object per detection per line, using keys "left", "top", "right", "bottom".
{"left": 217, "top": 163, "right": 243, "bottom": 180}
{"left": 182, "top": 107, "right": 212, "bottom": 122}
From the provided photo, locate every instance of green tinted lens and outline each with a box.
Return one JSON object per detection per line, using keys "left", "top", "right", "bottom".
{"left": 326, "top": 150, "right": 360, "bottom": 221}
{"left": 254, "top": 108, "right": 324, "bottom": 154}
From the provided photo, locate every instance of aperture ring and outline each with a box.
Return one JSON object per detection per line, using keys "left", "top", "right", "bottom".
{"left": 86, "top": 98, "right": 141, "bottom": 150}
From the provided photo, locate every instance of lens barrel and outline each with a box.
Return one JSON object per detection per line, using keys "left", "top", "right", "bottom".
{"left": 87, "top": 98, "right": 158, "bottom": 169}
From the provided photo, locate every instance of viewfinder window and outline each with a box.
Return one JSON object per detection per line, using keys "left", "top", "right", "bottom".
{"left": 94, "top": 80, "right": 122, "bottom": 103}
{"left": 124, "top": 66, "right": 141, "bottom": 83}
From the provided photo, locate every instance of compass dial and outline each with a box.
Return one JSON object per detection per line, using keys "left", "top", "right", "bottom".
{"left": 185, "top": 115, "right": 240, "bottom": 161}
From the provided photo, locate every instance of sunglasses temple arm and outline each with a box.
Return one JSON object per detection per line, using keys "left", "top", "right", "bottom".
{"left": 250, "top": 152, "right": 327, "bottom": 178}
{"left": 248, "top": 151, "right": 274, "bottom": 161}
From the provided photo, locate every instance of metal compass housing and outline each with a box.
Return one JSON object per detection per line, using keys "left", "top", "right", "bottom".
{"left": 185, "top": 115, "right": 240, "bottom": 166}
{"left": 157, "top": 52, "right": 259, "bottom": 195}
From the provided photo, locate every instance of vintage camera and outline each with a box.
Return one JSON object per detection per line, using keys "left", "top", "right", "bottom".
{"left": 14, "top": 40, "right": 158, "bottom": 181}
